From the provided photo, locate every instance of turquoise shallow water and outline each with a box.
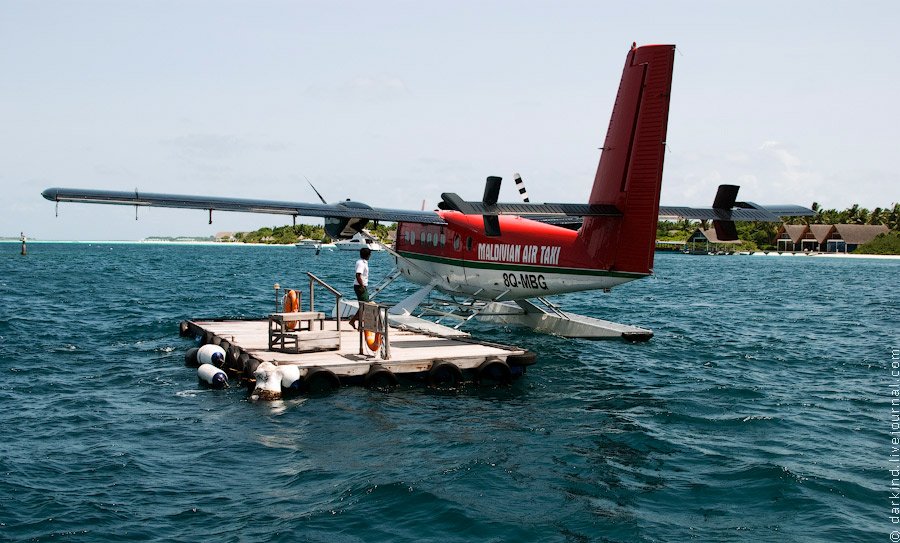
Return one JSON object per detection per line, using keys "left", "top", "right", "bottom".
{"left": 0, "top": 244, "right": 895, "bottom": 542}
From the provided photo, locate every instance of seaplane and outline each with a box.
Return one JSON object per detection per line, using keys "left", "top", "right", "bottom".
{"left": 41, "top": 43, "right": 811, "bottom": 340}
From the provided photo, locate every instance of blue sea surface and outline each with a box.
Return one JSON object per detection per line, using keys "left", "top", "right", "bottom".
{"left": 0, "top": 244, "right": 895, "bottom": 542}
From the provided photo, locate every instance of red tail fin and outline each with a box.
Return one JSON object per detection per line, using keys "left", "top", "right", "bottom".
{"left": 580, "top": 44, "right": 675, "bottom": 275}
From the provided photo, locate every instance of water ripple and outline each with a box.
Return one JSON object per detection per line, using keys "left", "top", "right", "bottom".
{"left": 0, "top": 245, "right": 894, "bottom": 542}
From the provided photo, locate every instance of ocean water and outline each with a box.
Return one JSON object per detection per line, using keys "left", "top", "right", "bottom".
{"left": 0, "top": 243, "right": 895, "bottom": 542}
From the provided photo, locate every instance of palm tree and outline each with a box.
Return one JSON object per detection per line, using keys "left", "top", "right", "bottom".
{"left": 858, "top": 207, "right": 871, "bottom": 225}
{"left": 821, "top": 208, "right": 840, "bottom": 225}
{"left": 887, "top": 203, "right": 900, "bottom": 231}
{"left": 811, "top": 202, "right": 824, "bottom": 223}
{"left": 870, "top": 207, "right": 885, "bottom": 226}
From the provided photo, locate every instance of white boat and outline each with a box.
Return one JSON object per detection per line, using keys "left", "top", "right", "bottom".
{"left": 295, "top": 239, "right": 337, "bottom": 251}
{"left": 334, "top": 232, "right": 384, "bottom": 251}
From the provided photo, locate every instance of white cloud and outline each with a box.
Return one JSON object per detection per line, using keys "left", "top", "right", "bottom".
{"left": 759, "top": 141, "right": 804, "bottom": 171}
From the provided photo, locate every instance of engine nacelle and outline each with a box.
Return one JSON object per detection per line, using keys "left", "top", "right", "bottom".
{"left": 324, "top": 200, "right": 372, "bottom": 239}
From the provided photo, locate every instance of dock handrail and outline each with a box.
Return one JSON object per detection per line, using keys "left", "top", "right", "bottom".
{"left": 306, "top": 272, "right": 344, "bottom": 332}
{"left": 273, "top": 274, "right": 345, "bottom": 332}
{"left": 306, "top": 272, "right": 341, "bottom": 297}
{"left": 359, "top": 302, "right": 391, "bottom": 360}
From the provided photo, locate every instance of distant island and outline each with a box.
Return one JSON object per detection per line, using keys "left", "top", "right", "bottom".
{"left": 219, "top": 223, "right": 397, "bottom": 246}
{"left": 128, "top": 202, "right": 899, "bottom": 255}
{"left": 143, "top": 235, "right": 216, "bottom": 242}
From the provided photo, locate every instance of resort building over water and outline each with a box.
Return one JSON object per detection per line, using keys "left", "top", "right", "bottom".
{"left": 774, "top": 223, "right": 889, "bottom": 252}
{"left": 684, "top": 228, "right": 743, "bottom": 254}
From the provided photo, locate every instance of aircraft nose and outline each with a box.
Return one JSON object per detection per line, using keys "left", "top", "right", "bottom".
{"left": 41, "top": 188, "right": 58, "bottom": 201}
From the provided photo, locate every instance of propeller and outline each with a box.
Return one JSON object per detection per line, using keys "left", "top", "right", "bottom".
{"left": 436, "top": 175, "right": 509, "bottom": 236}
{"left": 712, "top": 184, "right": 739, "bottom": 241}
{"left": 305, "top": 176, "right": 328, "bottom": 205}
{"left": 513, "top": 172, "right": 530, "bottom": 203}
{"left": 482, "top": 176, "right": 502, "bottom": 236}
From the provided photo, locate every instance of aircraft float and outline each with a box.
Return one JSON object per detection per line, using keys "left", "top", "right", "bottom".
{"left": 42, "top": 43, "right": 811, "bottom": 340}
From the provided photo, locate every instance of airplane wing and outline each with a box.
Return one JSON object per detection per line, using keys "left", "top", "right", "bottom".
{"left": 41, "top": 187, "right": 446, "bottom": 225}
{"left": 439, "top": 193, "right": 811, "bottom": 222}
{"left": 437, "top": 181, "right": 812, "bottom": 240}
{"left": 657, "top": 203, "right": 813, "bottom": 221}
{"left": 440, "top": 181, "right": 812, "bottom": 228}
{"left": 438, "top": 192, "right": 622, "bottom": 217}
{"left": 42, "top": 183, "right": 811, "bottom": 241}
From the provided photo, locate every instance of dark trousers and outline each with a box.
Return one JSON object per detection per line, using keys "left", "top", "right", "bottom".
{"left": 354, "top": 284, "right": 370, "bottom": 302}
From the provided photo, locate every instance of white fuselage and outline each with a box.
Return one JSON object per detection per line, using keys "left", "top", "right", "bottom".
{"left": 394, "top": 252, "right": 640, "bottom": 301}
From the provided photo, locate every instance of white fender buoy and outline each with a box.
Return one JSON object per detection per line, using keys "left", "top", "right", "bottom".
{"left": 280, "top": 365, "right": 302, "bottom": 392}
{"left": 197, "top": 344, "right": 226, "bottom": 367}
{"left": 198, "top": 363, "right": 228, "bottom": 389}
{"left": 252, "top": 361, "right": 283, "bottom": 401}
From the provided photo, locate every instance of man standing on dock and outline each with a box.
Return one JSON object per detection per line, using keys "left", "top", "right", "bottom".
{"left": 348, "top": 247, "right": 372, "bottom": 329}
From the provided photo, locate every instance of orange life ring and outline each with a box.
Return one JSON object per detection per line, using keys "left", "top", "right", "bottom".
{"left": 365, "top": 330, "right": 383, "bottom": 352}
{"left": 283, "top": 289, "right": 300, "bottom": 330}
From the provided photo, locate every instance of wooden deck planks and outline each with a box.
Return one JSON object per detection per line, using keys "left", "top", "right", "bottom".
{"left": 189, "top": 319, "right": 524, "bottom": 376}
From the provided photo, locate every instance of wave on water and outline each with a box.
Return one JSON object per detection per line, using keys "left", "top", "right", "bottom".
{"left": 0, "top": 244, "right": 894, "bottom": 542}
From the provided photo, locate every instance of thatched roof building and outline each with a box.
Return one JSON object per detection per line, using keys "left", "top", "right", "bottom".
{"left": 688, "top": 228, "right": 742, "bottom": 244}
{"left": 683, "top": 228, "right": 742, "bottom": 254}
{"left": 774, "top": 224, "right": 889, "bottom": 252}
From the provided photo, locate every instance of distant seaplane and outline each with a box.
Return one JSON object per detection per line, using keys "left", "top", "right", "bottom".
{"left": 42, "top": 43, "right": 811, "bottom": 340}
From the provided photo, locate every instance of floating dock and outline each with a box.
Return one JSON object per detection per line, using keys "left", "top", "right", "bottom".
{"left": 180, "top": 273, "right": 534, "bottom": 400}
{"left": 181, "top": 317, "right": 535, "bottom": 400}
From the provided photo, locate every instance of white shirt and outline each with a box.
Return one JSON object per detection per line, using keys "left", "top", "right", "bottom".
{"left": 355, "top": 258, "right": 369, "bottom": 287}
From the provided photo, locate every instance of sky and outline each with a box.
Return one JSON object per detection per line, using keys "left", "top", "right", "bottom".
{"left": 1, "top": 0, "right": 898, "bottom": 240}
